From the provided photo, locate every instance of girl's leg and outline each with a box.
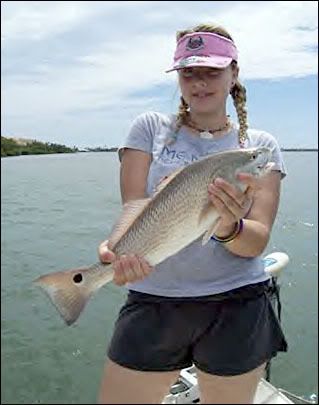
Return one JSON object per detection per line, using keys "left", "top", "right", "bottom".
{"left": 196, "top": 362, "right": 265, "bottom": 404}
{"left": 98, "top": 359, "right": 180, "bottom": 404}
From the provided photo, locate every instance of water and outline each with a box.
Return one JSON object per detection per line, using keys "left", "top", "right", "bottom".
{"left": 1, "top": 152, "right": 318, "bottom": 404}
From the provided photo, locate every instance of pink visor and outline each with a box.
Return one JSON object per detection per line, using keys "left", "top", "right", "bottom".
{"left": 166, "top": 32, "right": 238, "bottom": 73}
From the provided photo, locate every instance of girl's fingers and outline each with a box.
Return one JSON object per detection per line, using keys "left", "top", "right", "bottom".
{"left": 209, "top": 193, "right": 237, "bottom": 223}
{"left": 98, "top": 240, "right": 116, "bottom": 264}
{"left": 100, "top": 250, "right": 116, "bottom": 264}
{"left": 112, "top": 260, "right": 126, "bottom": 286}
{"left": 139, "top": 257, "right": 154, "bottom": 277}
{"left": 208, "top": 179, "right": 254, "bottom": 220}
{"left": 112, "top": 254, "right": 153, "bottom": 285}
{"left": 209, "top": 184, "right": 243, "bottom": 218}
{"left": 242, "top": 187, "right": 254, "bottom": 211}
{"left": 236, "top": 173, "right": 262, "bottom": 190}
{"left": 245, "top": 186, "right": 254, "bottom": 200}
{"left": 126, "top": 255, "right": 144, "bottom": 281}
{"left": 213, "top": 178, "right": 245, "bottom": 201}
{"left": 117, "top": 255, "right": 135, "bottom": 283}
{"left": 99, "top": 239, "right": 153, "bottom": 285}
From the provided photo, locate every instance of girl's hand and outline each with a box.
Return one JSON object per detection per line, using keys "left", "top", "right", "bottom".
{"left": 208, "top": 174, "right": 258, "bottom": 236}
{"left": 98, "top": 240, "right": 154, "bottom": 286}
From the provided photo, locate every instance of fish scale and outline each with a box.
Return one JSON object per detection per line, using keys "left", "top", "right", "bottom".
{"left": 111, "top": 157, "right": 219, "bottom": 264}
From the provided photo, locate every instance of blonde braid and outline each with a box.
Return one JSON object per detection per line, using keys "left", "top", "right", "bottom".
{"left": 175, "top": 96, "right": 189, "bottom": 132}
{"left": 230, "top": 80, "right": 248, "bottom": 147}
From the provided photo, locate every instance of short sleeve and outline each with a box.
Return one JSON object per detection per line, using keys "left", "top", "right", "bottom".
{"left": 118, "top": 112, "right": 155, "bottom": 162}
{"left": 248, "top": 130, "right": 287, "bottom": 179}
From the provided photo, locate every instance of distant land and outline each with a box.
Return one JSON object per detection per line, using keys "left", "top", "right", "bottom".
{"left": 1, "top": 136, "right": 317, "bottom": 157}
{"left": 1, "top": 136, "right": 120, "bottom": 157}
{"left": 280, "top": 148, "right": 318, "bottom": 152}
{"left": 77, "top": 146, "right": 118, "bottom": 152}
{"left": 1, "top": 136, "right": 79, "bottom": 157}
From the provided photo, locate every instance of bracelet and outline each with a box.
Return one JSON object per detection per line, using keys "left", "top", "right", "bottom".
{"left": 211, "top": 218, "right": 244, "bottom": 243}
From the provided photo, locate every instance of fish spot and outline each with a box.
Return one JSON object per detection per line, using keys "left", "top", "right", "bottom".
{"left": 73, "top": 273, "right": 83, "bottom": 283}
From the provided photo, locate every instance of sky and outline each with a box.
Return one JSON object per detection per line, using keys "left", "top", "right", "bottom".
{"left": 1, "top": 0, "right": 318, "bottom": 149}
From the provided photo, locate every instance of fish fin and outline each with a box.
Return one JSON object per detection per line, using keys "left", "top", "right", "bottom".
{"left": 108, "top": 199, "right": 151, "bottom": 248}
{"left": 198, "top": 203, "right": 220, "bottom": 246}
{"left": 154, "top": 167, "right": 184, "bottom": 195}
{"left": 33, "top": 264, "right": 113, "bottom": 326}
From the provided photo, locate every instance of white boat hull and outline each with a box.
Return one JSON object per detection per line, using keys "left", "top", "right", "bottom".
{"left": 163, "top": 366, "right": 294, "bottom": 404}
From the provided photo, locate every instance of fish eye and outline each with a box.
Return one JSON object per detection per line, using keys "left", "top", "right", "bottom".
{"left": 251, "top": 153, "right": 257, "bottom": 160}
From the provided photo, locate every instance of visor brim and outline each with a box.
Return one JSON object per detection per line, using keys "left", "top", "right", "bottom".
{"left": 165, "top": 56, "right": 233, "bottom": 73}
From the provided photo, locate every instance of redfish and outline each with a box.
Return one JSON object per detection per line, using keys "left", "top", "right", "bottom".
{"left": 34, "top": 147, "right": 273, "bottom": 325}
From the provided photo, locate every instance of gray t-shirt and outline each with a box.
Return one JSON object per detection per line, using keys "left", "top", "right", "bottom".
{"left": 117, "top": 111, "right": 287, "bottom": 297}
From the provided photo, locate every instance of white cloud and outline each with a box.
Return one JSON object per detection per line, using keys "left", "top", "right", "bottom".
{"left": 2, "top": 32, "right": 175, "bottom": 118}
{"left": 211, "top": 1, "right": 318, "bottom": 80}
{"left": 2, "top": 1, "right": 93, "bottom": 41}
{"left": 1, "top": 1, "right": 142, "bottom": 41}
{"left": 1, "top": 1, "right": 318, "bottom": 146}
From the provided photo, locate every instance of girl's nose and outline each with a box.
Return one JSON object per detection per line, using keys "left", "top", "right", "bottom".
{"left": 193, "top": 79, "right": 207, "bottom": 88}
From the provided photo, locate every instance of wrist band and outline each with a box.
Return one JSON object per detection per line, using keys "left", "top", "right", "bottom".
{"left": 211, "top": 218, "right": 244, "bottom": 243}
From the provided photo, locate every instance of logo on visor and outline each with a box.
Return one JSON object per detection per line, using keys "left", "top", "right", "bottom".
{"left": 186, "top": 36, "right": 205, "bottom": 51}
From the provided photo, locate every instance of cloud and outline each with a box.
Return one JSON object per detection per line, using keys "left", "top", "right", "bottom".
{"left": 212, "top": 1, "right": 318, "bottom": 80}
{"left": 1, "top": 1, "right": 139, "bottom": 41}
{"left": 1, "top": 1, "right": 318, "bottom": 146}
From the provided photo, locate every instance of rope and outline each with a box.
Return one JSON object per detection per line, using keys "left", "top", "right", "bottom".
{"left": 265, "top": 276, "right": 282, "bottom": 382}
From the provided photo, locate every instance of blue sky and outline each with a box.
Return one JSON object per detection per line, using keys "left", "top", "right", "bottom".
{"left": 1, "top": 1, "right": 318, "bottom": 148}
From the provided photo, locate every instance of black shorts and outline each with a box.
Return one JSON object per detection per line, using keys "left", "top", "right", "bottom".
{"left": 107, "top": 281, "right": 288, "bottom": 376}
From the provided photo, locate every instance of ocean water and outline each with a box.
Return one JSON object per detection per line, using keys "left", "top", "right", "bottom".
{"left": 1, "top": 151, "right": 318, "bottom": 404}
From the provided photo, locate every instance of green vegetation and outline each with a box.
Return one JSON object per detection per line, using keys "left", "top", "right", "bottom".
{"left": 83, "top": 146, "right": 118, "bottom": 152}
{"left": 1, "top": 137, "right": 78, "bottom": 157}
{"left": 2, "top": 136, "right": 316, "bottom": 158}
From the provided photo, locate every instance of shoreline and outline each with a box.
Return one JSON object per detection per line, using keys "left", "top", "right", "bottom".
{"left": 1, "top": 148, "right": 317, "bottom": 158}
{"left": 280, "top": 149, "right": 318, "bottom": 152}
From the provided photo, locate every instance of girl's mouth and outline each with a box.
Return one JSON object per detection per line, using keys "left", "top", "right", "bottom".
{"left": 192, "top": 92, "right": 214, "bottom": 99}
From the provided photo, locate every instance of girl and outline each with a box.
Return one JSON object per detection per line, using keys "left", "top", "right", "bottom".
{"left": 97, "top": 23, "right": 287, "bottom": 404}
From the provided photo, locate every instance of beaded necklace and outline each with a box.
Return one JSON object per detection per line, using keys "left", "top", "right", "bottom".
{"left": 165, "top": 115, "right": 246, "bottom": 147}
{"left": 186, "top": 116, "right": 232, "bottom": 139}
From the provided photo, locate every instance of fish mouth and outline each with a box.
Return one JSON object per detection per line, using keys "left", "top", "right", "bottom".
{"left": 255, "top": 161, "right": 275, "bottom": 175}
{"left": 263, "top": 162, "right": 275, "bottom": 171}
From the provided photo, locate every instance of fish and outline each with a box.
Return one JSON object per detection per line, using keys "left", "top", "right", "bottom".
{"left": 34, "top": 147, "right": 274, "bottom": 326}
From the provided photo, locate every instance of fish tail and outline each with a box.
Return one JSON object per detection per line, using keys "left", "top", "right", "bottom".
{"left": 33, "top": 264, "right": 113, "bottom": 326}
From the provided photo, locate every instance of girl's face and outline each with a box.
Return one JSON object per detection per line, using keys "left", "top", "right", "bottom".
{"left": 178, "top": 65, "right": 238, "bottom": 115}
